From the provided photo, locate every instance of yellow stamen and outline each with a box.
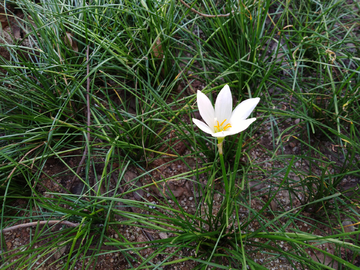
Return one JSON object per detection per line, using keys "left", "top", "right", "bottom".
{"left": 223, "top": 123, "right": 232, "bottom": 130}
{"left": 219, "top": 119, "right": 227, "bottom": 127}
{"left": 214, "top": 119, "right": 232, "bottom": 132}
{"left": 215, "top": 121, "right": 220, "bottom": 130}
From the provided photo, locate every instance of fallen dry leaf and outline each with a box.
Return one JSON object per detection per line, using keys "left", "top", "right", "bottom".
{"left": 64, "top": 32, "right": 78, "bottom": 52}
{"left": 151, "top": 37, "right": 163, "bottom": 59}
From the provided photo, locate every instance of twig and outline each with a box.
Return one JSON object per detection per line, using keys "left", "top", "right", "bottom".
{"left": 1, "top": 220, "right": 80, "bottom": 234}
{"left": 68, "top": 45, "right": 91, "bottom": 190}
{"left": 179, "top": 0, "right": 232, "bottom": 18}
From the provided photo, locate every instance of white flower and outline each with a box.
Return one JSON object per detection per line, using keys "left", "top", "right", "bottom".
{"left": 192, "top": 85, "right": 260, "bottom": 139}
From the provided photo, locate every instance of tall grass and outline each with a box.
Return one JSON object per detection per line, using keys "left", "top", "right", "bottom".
{"left": 0, "top": 0, "right": 359, "bottom": 269}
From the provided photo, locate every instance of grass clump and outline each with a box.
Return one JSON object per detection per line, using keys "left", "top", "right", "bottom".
{"left": 0, "top": 0, "right": 359, "bottom": 269}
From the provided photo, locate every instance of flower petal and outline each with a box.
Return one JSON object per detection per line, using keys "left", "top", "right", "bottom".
{"left": 230, "top": 97, "right": 260, "bottom": 121}
{"left": 211, "top": 131, "right": 229, "bottom": 138}
{"left": 215, "top": 85, "right": 233, "bottom": 124}
{"left": 226, "top": 118, "right": 257, "bottom": 136}
{"left": 197, "top": 90, "right": 215, "bottom": 129}
{"left": 192, "top": 118, "right": 215, "bottom": 135}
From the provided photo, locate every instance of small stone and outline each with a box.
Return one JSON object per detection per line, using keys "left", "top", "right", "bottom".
{"left": 342, "top": 220, "right": 355, "bottom": 233}
{"left": 249, "top": 180, "right": 266, "bottom": 191}
{"left": 159, "top": 232, "right": 168, "bottom": 239}
{"left": 270, "top": 200, "right": 277, "bottom": 211}
{"left": 71, "top": 181, "right": 84, "bottom": 195}
{"left": 151, "top": 184, "right": 185, "bottom": 198}
{"left": 133, "top": 185, "right": 144, "bottom": 200}
{"left": 124, "top": 171, "right": 137, "bottom": 182}
{"left": 53, "top": 243, "right": 67, "bottom": 260}
{"left": 214, "top": 193, "right": 221, "bottom": 201}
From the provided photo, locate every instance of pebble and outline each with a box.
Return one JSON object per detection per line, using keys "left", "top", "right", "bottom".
{"left": 342, "top": 220, "right": 355, "bottom": 233}
{"left": 214, "top": 193, "right": 221, "bottom": 201}
{"left": 249, "top": 181, "right": 266, "bottom": 191}
{"left": 270, "top": 200, "right": 277, "bottom": 211}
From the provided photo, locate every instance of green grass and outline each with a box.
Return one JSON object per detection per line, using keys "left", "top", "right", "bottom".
{"left": 0, "top": 0, "right": 360, "bottom": 269}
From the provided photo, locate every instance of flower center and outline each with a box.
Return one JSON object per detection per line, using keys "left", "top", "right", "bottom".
{"left": 214, "top": 119, "right": 232, "bottom": 133}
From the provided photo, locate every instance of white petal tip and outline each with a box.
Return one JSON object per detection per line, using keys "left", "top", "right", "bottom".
{"left": 192, "top": 118, "right": 214, "bottom": 135}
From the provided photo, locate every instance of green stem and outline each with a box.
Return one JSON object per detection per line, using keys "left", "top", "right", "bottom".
{"left": 219, "top": 150, "right": 230, "bottom": 227}
{"left": 219, "top": 152, "right": 229, "bottom": 196}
